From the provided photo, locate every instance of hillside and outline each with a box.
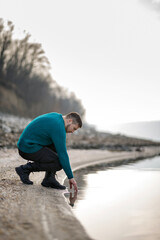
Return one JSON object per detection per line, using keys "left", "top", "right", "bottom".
{"left": 109, "top": 121, "right": 160, "bottom": 142}
{"left": 0, "top": 19, "right": 85, "bottom": 119}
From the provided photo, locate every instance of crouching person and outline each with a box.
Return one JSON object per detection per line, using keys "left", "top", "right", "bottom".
{"left": 15, "top": 112, "right": 82, "bottom": 192}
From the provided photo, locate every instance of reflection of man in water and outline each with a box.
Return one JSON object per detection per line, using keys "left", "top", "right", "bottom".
{"left": 69, "top": 191, "right": 78, "bottom": 207}
{"left": 15, "top": 112, "right": 82, "bottom": 192}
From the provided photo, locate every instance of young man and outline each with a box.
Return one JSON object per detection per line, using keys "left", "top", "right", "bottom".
{"left": 15, "top": 112, "right": 82, "bottom": 192}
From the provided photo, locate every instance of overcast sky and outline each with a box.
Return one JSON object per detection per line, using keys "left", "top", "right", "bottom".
{"left": 0, "top": 0, "right": 160, "bottom": 131}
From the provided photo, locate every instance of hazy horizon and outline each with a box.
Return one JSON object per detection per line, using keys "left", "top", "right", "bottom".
{"left": 103, "top": 120, "right": 160, "bottom": 142}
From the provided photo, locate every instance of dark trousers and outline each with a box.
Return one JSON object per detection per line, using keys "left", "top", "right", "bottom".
{"left": 18, "top": 144, "right": 62, "bottom": 172}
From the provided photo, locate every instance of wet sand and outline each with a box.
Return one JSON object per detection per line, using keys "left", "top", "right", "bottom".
{"left": 0, "top": 147, "right": 160, "bottom": 240}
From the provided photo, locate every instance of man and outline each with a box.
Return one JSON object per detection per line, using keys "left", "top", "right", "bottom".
{"left": 15, "top": 112, "right": 82, "bottom": 192}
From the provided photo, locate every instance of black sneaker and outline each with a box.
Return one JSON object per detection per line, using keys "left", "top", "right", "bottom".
{"left": 41, "top": 175, "right": 66, "bottom": 190}
{"left": 15, "top": 165, "right": 33, "bottom": 185}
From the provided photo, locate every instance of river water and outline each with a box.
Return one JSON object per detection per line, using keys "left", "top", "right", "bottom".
{"left": 64, "top": 156, "right": 160, "bottom": 240}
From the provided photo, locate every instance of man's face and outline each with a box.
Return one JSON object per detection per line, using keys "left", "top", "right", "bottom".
{"left": 65, "top": 122, "right": 79, "bottom": 133}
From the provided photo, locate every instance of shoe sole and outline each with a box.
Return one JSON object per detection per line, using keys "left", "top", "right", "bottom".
{"left": 15, "top": 167, "right": 33, "bottom": 185}
{"left": 41, "top": 182, "right": 66, "bottom": 190}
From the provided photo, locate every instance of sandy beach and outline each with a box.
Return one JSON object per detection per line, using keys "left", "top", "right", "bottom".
{"left": 0, "top": 146, "right": 160, "bottom": 240}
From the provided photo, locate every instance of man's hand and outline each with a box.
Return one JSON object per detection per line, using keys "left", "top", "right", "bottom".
{"left": 69, "top": 178, "right": 78, "bottom": 192}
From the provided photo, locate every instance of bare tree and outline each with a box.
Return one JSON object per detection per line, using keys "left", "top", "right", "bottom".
{"left": 0, "top": 18, "right": 85, "bottom": 119}
{"left": 0, "top": 19, "right": 14, "bottom": 79}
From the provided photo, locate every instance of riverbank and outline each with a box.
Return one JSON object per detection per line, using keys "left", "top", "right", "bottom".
{"left": 1, "top": 147, "right": 160, "bottom": 240}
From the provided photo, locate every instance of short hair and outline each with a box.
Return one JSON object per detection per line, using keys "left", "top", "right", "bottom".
{"left": 66, "top": 112, "right": 82, "bottom": 128}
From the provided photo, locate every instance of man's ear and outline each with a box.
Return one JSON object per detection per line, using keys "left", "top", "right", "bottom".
{"left": 68, "top": 118, "right": 72, "bottom": 124}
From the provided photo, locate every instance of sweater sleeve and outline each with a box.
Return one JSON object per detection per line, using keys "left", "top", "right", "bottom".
{"left": 50, "top": 123, "right": 73, "bottom": 179}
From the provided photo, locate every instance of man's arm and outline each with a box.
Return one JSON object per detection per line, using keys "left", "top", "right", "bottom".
{"left": 51, "top": 122, "right": 73, "bottom": 178}
{"left": 54, "top": 143, "right": 78, "bottom": 191}
{"left": 50, "top": 123, "right": 78, "bottom": 191}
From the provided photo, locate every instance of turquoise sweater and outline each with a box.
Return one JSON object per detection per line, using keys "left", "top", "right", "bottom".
{"left": 17, "top": 112, "right": 73, "bottom": 179}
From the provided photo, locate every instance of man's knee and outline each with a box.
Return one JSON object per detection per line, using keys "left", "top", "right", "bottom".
{"left": 56, "top": 162, "right": 62, "bottom": 171}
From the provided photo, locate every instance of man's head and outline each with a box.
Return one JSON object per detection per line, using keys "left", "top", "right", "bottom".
{"left": 63, "top": 112, "right": 82, "bottom": 133}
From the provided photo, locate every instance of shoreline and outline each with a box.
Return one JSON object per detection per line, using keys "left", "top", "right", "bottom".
{"left": 0, "top": 146, "right": 160, "bottom": 240}
{"left": 60, "top": 146, "right": 160, "bottom": 184}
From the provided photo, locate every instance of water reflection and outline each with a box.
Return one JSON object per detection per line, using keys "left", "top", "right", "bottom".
{"left": 65, "top": 191, "right": 78, "bottom": 207}
{"left": 64, "top": 156, "right": 160, "bottom": 240}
